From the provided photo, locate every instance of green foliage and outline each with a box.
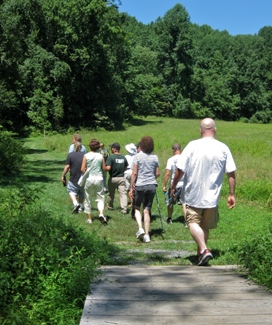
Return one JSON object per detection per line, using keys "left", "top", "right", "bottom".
{"left": 0, "top": 131, "right": 26, "bottom": 176}
{"left": 236, "top": 180, "right": 272, "bottom": 204}
{"left": 0, "top": 185, "right": 111, "bottom": 324}
{"left": 238, "top": 227, "right": 272, "bottom": 290}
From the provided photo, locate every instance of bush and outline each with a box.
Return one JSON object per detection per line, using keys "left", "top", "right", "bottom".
{"left": 0, "top": 131, "right": 26, "bottom": 176}
{"left": 238, "top": 227, "right": 272, "bottom": 290}
{"left": 249, "top": 110, "right": 272, "bottom": 124}
{"left": 0, "top": 186, "right": 112, "bottom": 324}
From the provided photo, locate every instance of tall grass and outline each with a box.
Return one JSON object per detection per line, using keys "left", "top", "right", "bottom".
{"left": 24, "top": 117, "right": 271, "bottom": 262}
{"left": 1, "top": 117, "right": 271, "bottom": 323}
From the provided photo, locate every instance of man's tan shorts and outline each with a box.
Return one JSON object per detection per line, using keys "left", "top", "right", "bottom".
{"left": 185, "top": 205, "right": 219, "bottom": 229}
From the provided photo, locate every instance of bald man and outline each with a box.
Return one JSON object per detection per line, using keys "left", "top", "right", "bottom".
{"left": 172, "top": 118, "right": 236, "bottom": 266}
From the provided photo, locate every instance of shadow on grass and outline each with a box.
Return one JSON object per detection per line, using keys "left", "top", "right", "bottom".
{"left": 25, "top": 148, "right": 48, "bottom": 155}
{"left": 129, "top": 117, "right": 163, "bottom": 127}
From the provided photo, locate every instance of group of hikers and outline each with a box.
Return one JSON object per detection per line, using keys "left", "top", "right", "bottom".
{"left": 61, "top": 118, "right": 236, "bottom": 266}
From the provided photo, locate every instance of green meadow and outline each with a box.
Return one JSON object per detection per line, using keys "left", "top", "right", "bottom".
{"left": 24, "top": 117, "right": 272, "bottom": 265}
{"left": 1, "top": 117, "right": 271, "bottom": 324}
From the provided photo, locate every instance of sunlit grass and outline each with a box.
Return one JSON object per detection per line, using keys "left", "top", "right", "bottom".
{"left": 23, "top": 116, "right": 272, "bottom": 266}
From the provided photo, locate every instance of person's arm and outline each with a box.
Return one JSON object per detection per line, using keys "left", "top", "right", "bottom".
{"left": 81, "top": 156, "right": 87, "bottom": 173}
{"left": 62, "top": 164, "right": 70, "bottom": 183}
{"left": 105, "top": 156, "right": 111, "bottom": 172}
{"left": 155, "top": 166, "right": 160, "bottom": 179}
{"left": 227, "top": 171, "right": 236, "bottom": 209}
{"left": 129, "top": 164, "right": 138, "bottom": 198}
{"left": 171, "top": 168, "right": 184, "bottom": 196}
{"left": 163, "top": 169, "right": 170, "bottom": 192}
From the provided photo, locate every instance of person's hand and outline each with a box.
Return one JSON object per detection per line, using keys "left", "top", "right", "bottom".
{"left": 129, "top": 189, "right": 134, "bottom": 199}
{"left": 171, "top": 186, "right": 176, "bottom": 197}
{"left": 163, "top": 186, "right": 167, "bottom": 192}
{"left": 227, "top": 195, "right": 235, "bottom": 209}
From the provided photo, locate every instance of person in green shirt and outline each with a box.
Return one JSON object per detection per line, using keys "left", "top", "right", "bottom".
{"left": 105, "top": 142, "right": 128, "bottom": 214}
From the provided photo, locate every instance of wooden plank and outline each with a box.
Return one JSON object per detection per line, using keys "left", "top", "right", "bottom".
{"left": 80, "top": 265, "right": 272, "bottom": 325}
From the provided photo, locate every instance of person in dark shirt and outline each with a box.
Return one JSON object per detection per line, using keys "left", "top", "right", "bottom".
{"left": 105, "top": 142, "right": 128, "bottom": 214}
{"left": 62, "top": 141, "right": 85, "bottom": 214}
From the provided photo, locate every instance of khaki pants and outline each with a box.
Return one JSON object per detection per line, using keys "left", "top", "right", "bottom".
{"left": 107, "top": 176, "right": 127, "bottom": 213}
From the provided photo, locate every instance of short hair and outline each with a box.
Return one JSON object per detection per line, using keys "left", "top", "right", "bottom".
{"left": 74, "top": 141, "right": 82, "bottom": 152}
{"left": 73, "top": 134, "right": 82, "bottom": 143}
{"left": 140, "top": 136, "right": 154, "bottom": 154}
{"left": 172, "top": 143, "right": 181, "bottom": 151}
{"left": 89, "top": 138, "right": 100, "bottom": 152}
{"left": 110, "top": 142, "right": 121, "bottom": 151}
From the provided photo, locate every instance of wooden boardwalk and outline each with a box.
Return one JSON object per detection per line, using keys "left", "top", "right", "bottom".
{"left": 80, "top": 265, "right": 272, "bottom": 325}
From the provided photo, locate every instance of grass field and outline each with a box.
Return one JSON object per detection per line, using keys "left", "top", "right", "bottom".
{"left": 22, "top": 117, "right": 272, "bottom": 266}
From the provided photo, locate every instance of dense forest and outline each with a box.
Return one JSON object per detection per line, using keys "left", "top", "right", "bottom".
{"left": 1, "top": 0, "right": 272, "bottom": 135}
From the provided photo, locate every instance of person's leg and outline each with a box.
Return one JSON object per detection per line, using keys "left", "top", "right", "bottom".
{"left": 188, "top": 223, "right": 207, "bottom": 253}
{"left": 134, "top": 188, "right": 145, "bottom": 239}
{"left": 143, "top": 208, "right": 150, "bottom": 235}
{"left": 67, "top": 182, "right": 80, "bottom": 213}
{"left": 107, "top": 177, "right": 116, "bottom": 209}
{"left": 117, "top": 177, "right": 128, "bottom": 213}
{"left": 95, "top": 179, "right": 107, "bottom": 223}
{"left": 135, "top": 208, "right": 143, "bottom": 229}
{"left": 102, "top": 170, "right": 108, "bottom": 191}
{"left": 142, "top": 185, "right": 155, "bottom": 242}
{"left": 167, "top": 205, "right": 174, "bottom": 223}
{"left": 84, "top": 184, "right": 93, "bottom": 223}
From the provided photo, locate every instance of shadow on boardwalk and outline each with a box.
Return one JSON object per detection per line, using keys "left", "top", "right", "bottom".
{"left": 80, "top": 265, "right": 272, "bottom": 325}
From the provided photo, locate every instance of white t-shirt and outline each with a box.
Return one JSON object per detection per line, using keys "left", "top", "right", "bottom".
{"left": 125, "top": 154, "right": 135, "bottom": 170}
{"left": 176, "top": 137, "right": 236, "bottom": 208}
{"left": 165, "top": 154, "right": 184, "bottom": 188}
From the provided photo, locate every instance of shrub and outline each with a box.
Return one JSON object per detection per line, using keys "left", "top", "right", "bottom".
{"left": 0, "top": 186, "right": 112, "bottom": 324}
{"left": 0, "top": 131, "right": 26, "bottom": 176}
{"left": 238, "top": 227, "right": 272, "bottom": 290}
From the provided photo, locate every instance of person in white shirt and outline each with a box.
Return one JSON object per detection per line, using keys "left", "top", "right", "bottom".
{"left": 68, "top": 134, "right": 87, "bottom": 153}
{"left": 172, "top": 118, "right": 236, "bottom": 266}
{"left": 124, "top": 143, "right": 137, "bottom": 206}
{"left": 163, "top": 143, "right": 186, "bottom": 224}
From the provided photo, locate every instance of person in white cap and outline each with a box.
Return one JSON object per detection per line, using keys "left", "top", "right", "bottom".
{"left": 124, "top": 143, "right": 137, "bottom": 206}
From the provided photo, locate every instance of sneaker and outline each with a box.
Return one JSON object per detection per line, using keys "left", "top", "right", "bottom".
{"left": 86, "top": 219, "right": 92, "bottom": 224}
{"left": 106, "top": 206, "right": 114, "bottom": 210}
{"left": 99, "top": 214, "right": 107, "bottom": 224}
{"left": 72, "top": 204, "right": 80, "bottom": 214}
{"left": 166, "top": 217, "right": 172, "bottom": 224}
{"left": 197, "top": 249, "right": 213, "bottom": 266}
{"left": 136, "top": 228, "right": 145, "bottom": 239}
{"left": 143, "top": 234, "right": 150, "bottom": 243}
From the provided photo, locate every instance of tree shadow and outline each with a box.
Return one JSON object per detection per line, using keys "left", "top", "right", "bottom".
{"left": 25, "top": 148, "right": 48, "bottom": 155}
{"left": 129, "top": 117, "right": 163, "bottom": 127}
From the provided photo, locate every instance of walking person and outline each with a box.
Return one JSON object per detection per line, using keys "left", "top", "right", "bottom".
{"left": 81, "top": 139, "right": 107, "bottom": 224}
{"left": 124, "top": 143, "right": 137, "bottom": 206}
{"left": 68, "top": 133, "right": 87, "bottom": 153}
{"left": 130, "top": 136, "right": 160, "bottom": 243}
{"left": 105, "top": 142, "right": 128, "bottom": 214}
{"left": 99, "top": 142, "right": 109, "bottom": 192}
{"left": 62, "top": 141, "right": 85, "bottom": 214}
{"left": 163, "top": 143, "right": 186, "bottom": 224}
{"left": 172, "top": 118, "right": 236, "bottom": 266}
